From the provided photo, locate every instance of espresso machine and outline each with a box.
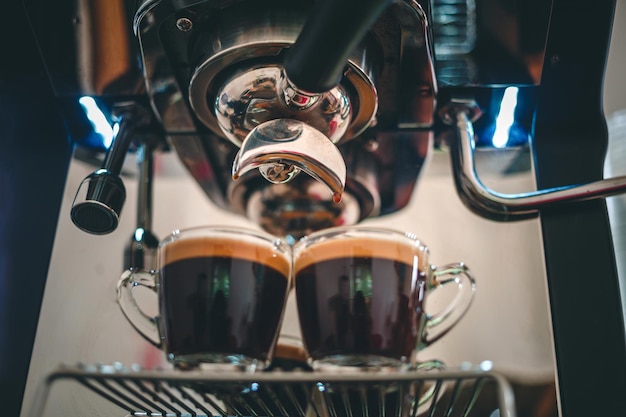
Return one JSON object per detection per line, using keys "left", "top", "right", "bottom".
{"left": 2, "top": 0, "right": 626, "bottom": 416}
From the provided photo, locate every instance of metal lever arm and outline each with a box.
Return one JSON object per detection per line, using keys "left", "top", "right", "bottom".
{"left": 442, "top": 100, "right": 626, "bottom": 221}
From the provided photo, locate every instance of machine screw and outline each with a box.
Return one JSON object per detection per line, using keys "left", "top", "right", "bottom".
{"left": 176, "top": 17, "right": 193, "bottom": 32}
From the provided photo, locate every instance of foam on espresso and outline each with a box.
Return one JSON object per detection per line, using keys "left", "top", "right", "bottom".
{"left": 162, "top": 236, "right": 291, "bottom": 277}
{"left": 294, "top": 236, "right": 428, "bottom": 273}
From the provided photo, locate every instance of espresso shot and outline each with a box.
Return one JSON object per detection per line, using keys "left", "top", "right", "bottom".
{"left": 159, "top": 236, "right": 291, "bottom": 368}
{"left": 295, "top": 236, "right": 429, "bottom": 367}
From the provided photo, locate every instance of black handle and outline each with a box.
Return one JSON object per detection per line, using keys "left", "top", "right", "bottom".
{"left": 283, "top": 0, "right": 393, "bottom": 93}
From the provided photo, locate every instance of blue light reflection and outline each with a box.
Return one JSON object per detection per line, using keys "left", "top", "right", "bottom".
{"left": 491, "top": 87, "right": 519, "bottom": 148}
{"left": 79, "top": 96, "right": 114, "bottom": 149}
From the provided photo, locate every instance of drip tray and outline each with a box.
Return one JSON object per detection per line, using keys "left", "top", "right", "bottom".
{"left": 30, "top": 363, "right": 516, "bottom": 417}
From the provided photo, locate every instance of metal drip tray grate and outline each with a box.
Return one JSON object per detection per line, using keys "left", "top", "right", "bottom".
{"left": 29, "top": 363, "right": 516, "bottom": 417}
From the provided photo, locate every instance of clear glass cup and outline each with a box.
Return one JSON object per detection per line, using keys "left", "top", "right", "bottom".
{"left": 293, "top": 226, "right": 476, "bottom": 371}
{"left": 117, "top": 225, "right": 292, "bottom": 371}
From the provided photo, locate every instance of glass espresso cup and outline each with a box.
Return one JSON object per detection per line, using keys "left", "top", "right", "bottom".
{"left": 117, "top": 226, "right": 292, "bottom": 371}
{"left": 293, "top": 226, "right": 476, "bottom": 370}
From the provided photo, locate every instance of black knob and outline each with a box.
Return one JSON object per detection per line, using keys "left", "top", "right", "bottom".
{"left": 70, "top": 169, "right": 126, "bottom": 234}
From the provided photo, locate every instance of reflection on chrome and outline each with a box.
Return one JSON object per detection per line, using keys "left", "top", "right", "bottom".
{"left": 79, "top": 96, "right": 114, "bottom": 149}
{"left": 492, "top": 87, "right": 519, "bottom": 148}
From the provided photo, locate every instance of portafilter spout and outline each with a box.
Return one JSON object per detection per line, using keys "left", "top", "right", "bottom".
{"left": 218, "top": 66, "right": 352, "bottom": 201}
{"left": 232, "top": 119, "right": 347, "bottom": 203}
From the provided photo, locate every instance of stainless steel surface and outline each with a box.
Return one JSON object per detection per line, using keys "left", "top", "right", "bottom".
{"left": 30, "top": 364, "right": 517, "bottom": 417}
{"left": 212, "top": 66, "right": 357, "bottom": 146}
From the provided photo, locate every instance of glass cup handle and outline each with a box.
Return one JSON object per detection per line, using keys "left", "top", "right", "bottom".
{"left": 116, "top": 269, "right": 162, "bottom": 348}
{"left": 422, "top": 262, "right": 476, "bottom": 347}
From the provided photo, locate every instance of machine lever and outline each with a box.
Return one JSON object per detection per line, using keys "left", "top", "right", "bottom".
{"left": 283, "top": 0, "right": 392, "bottom": 93}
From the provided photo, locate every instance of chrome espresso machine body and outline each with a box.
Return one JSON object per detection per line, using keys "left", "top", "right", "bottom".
{"left": 68, "top": 0, "right": 440, "bottom": 240}
{"left": 1, "top": 0, "right": 626, "bottom": 416}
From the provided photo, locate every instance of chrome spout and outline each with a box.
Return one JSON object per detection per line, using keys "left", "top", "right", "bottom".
{"left": 232, "top": 119, "right": 347, "bottom": 202}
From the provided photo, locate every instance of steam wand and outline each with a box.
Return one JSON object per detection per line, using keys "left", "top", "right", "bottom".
{"left": 71, "top": 103, "right": 151, "bottom": 235}
{"left": 124, "top": 141, "right": 159, "bottom": 271}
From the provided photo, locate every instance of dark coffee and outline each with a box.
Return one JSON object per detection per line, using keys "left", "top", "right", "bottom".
{"left": 159, "top": 236, "right": 290, "bottom": 363}
{"left": 295, "top": 237, "right": 428, "bottom": 362}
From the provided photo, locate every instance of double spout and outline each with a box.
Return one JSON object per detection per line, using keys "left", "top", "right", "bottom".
{"left": 222, "top": 0, "right": 393, "bottom": 201}
{"left": 231, "top": 118, "right": 347, "bottom": 203}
